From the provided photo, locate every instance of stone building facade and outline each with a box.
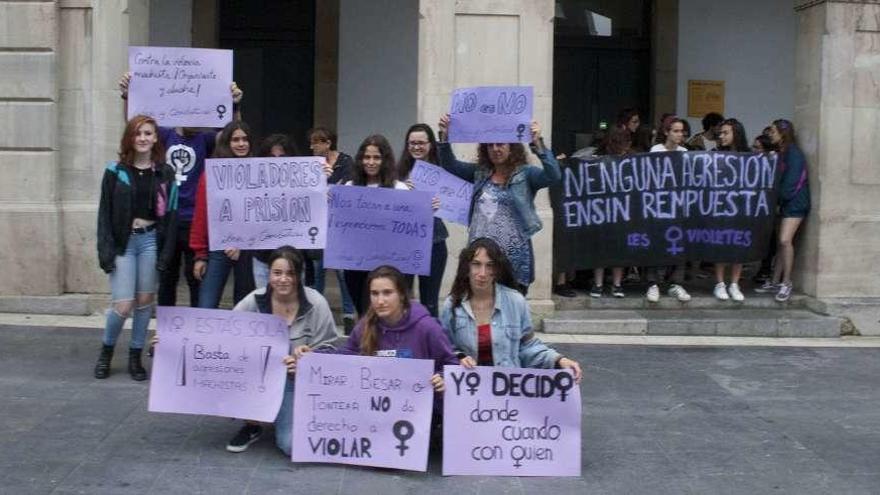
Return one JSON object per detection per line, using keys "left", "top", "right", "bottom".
{"left": 0, "top": 0, "right": 877, "bottom": 334}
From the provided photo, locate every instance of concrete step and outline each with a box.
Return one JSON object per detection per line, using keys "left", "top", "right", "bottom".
{"left": 542, "top": 309, "right": 843, "bottom": 338}
{"left": 553, "top": 290, "right": 808, "bottom": 311}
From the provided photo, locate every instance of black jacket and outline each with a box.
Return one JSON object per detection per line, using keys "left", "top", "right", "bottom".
{"left": 97, "top": 161, "right": 179, "bottom": 273}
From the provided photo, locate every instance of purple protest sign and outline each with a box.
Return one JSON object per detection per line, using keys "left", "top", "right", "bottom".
{"left": 323, "top": 185, "right": 434, "bottom": 275}
{"left": 442, "top": 366, "right": 582, "bottom": 476}
{"left": 448, "top": 86, "right": 533, "bottom": 143}
{"left": 291, "top": 353, "right": 435, "bottom": 471}
{"left": 410, "top": 160, "right": 472, "bottom": 226}
{"left": 205, "top": 157, "right": 328, "bottom": 251}
{"left": 148, "top": 306, "right": 290, "bottom": 422}
{"left": 128, "top": 46, "right": 233, "bottom": 128}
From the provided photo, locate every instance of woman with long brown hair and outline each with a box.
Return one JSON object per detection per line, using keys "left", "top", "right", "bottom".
{"left": 440, "top": 238, "right": 581, "bottom": 380}
{"left": 436, "top": 115, "right": 561, "bottom": 294}
{"left": 291, "top": 265, "right": 453, "bottom": 390}
{"left": 755, "top": 119, "right": 810, "bottom": 302}
{"left": 95, "top": 115, "right": 178, "bottom": 380}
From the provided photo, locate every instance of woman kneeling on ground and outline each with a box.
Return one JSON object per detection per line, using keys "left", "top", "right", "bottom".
{"left": 440, "top": 238, "right": 582, "bottom": 381}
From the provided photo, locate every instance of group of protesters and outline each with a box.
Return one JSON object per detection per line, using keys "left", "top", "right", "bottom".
{"left": 553, "top": 109, "right": 810, "bottom": 306}
{"left": 93, "top": 76, "right": 582, "bottom": 455}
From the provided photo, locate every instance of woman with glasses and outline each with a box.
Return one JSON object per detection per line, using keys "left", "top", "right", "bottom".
{"left": 397, "top": 124, "right": 449, "bottom": 317}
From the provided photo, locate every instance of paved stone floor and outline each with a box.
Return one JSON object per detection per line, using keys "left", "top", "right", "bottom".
{"left": 1, "top": 324, "right": 878, "bottom": 494}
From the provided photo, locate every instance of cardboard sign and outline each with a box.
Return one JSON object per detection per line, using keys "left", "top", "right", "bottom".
{"left": 448, "top": 86, "right": 533, "bottom": 143}
{"left": 442, "top": 366, "right": 582, "bottom": 476}
{"left": 292, "top": 353, "right": 435, "bottom": 471}
{"left": 148, "top": 306, "right": 289, "bottom": 422}
{"left": 128, "top": 46, "right": 233, "bottom": 128}
{"left": 409, "top": 160, "right": 472, "bottom": 226}
{"left": 323, "top": 186, "right": 434, "bottom": 276}
{"left": 205, "top": 157, "right": 328, "bottom": 250}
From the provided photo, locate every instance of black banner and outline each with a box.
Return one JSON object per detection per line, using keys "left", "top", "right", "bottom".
{"left": 551, "top": 151, "right": 779, "bottom": 270}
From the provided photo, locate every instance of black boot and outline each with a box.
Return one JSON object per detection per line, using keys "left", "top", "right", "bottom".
{"left": 94, "top": 344, "right": 114, "bottom": 379}
{"left": 128, "top": 348, "right": 147, "bottom": 381}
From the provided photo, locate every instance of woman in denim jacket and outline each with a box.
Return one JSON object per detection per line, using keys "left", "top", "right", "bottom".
{"left": 437, "top": 115, "right": 561, "bottom": 293}
{"left": 440, "top": 238, "right": 581, "bottom": 380}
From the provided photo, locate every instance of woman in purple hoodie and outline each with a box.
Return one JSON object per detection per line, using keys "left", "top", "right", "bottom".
{"left": 289, "top": 265, "right": 456, "bottom": 391}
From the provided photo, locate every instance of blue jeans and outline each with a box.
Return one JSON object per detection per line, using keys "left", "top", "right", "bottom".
{"left": 311, "top": 257, "right": 355, "bottom": 316}
{"left": 252, "top": 258, "right": 269, "bottom": 289}
{"left": 198, "top": 250, "right": 255, "bottom": 308}
{"left": 274, "top": 376, "right": 296, "bottom": 457}
{"left": 103, "top": 230, "right": 157, "bottom": 349}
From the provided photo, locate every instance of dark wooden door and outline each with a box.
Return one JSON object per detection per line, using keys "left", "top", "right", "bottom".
{"left": 219, "top": 0, "right": 316, "bottom": 153}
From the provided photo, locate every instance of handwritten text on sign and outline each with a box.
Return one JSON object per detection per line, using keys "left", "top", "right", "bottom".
{"left": 148, "top": 306, "right": 289, "bottom": 422}
{"left": 448, "top": 86, "right": 533, "bottom": 143}
{"left": 409, "top": 160, "right": 472, "bottom": 226}
{"left": 442, "top": 366, "right": 581, "bottom": 476}
{"left": 206, "top": 157, "right": 328, "bottom": 251}
{"left": 552, "top": 151, "right": 780, "bottom": 269}
{"left": 128, "top": 46, "right": 233, "bottom": 128}
{"left": 323, "top": 186, "right": 434, "bottom": 276}
{"left": 292, "top": 353, "right": 434, "bottom": 471}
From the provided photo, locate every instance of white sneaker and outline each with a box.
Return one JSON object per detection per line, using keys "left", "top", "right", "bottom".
{"left": 646, "top": 284, "right": 660, "bottom": 303}
{"left": 668, "top": 284, "right": 691, "bottom": 302}
{"left": 728, "top": 282, "right": 745, "bottom": 302}
{"left": 713, "top": 282, "right": 729, "bottom": 301}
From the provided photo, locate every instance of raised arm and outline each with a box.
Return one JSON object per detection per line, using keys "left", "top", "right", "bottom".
{"left": 436, "top": 113, "right": 477, "bottom": 182}
{"left": 525, "top": 120, "right": 562, "bottom": 189}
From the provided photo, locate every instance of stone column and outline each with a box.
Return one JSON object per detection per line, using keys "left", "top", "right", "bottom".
{"left": 794, "top": 0, "right": 880, "bottom": 335}
{"left": 58, "top": 0, "right": 150, "bottom": 293}
{"left": 0, "top": 1, "right": 61, "bottom": 295}
{"left": 417, "top": 0, "right": 556, "bottom": 316}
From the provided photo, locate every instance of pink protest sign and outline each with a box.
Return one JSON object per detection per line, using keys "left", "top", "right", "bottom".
{"left": 205, "top": 157, "right": 328, "bottom": 251}
{"left": 323, "top": 185, "right": 434, "bottom": 276}
{"left": 448, "top": 86, "right": 533, "bottom": 143}
{"left": 442, "top": 366, "right": 582, "bottom": 476}
{"left": 128, "top": 46, "right": 233, "bottom": 128}
{"left": 292, "top": 353, "right": 435, "bottom": 471}
{"left": 410, "top": 160, "right": 472, "bottom": 226}
{"left": 148, "top": 306, "right": 290, "bottom": 422}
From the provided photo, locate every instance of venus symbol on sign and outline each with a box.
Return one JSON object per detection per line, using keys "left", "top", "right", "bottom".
{"left": 392, "top": 420, "right": 414, "bottom": 456}
{"left": 665, "top": 226, "right": 684, "bottom": 255}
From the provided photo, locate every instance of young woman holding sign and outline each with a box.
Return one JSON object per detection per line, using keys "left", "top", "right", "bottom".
{"left": 290, "top": 266, "right": 452, "bottom": 397}
{"left": 397, "top": 123, "right": 449, "bottom": 317}
{"left": 151, "top": 246, "right": 338, "bottom": 455}
{"left": 232, "top": 246, "right": 338, "bottom": 454}
{"left": 713, "top": 118, "right": 751, "bottom": 302}
{"left": 340, "top": 135, "right": 411, "bottom": 317}
{"left": 95, "top": 115, "right": 179, "bottom": 381}
{"left": 190, "top": 121, "right": 257, "bottom": 309}
{"left": 436, "top": 115, "right": 561, "bottom": 294}
{"left": 440, "top": 238, "right": 582, "bottom": 381}
{"left": 755, "top": 119, "right": 810, "bottom": 302}
{"left": 644, "top": 116, "right": 691, "bottom": 303}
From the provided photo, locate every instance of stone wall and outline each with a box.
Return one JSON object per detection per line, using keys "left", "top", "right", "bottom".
{"left": 0, "top": 1, "right": 61, "bottom": 295}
